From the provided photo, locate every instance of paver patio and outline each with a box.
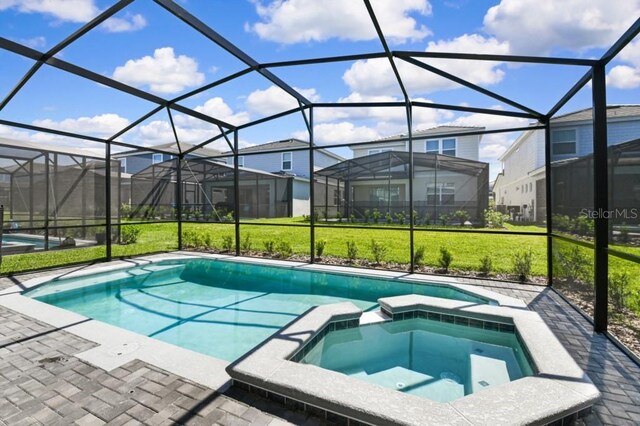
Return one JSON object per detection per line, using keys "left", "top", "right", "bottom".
{"left": 0, "top": 264, "right": 638, "bottom": 426}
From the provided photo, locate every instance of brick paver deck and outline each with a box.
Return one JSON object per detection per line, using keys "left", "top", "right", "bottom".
{"left": 0, "top": 264, "right": 639, "bottom": 425}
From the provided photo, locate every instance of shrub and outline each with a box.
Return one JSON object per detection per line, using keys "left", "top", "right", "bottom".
{"left": 241, "top": 234, "right": 252, "bottom": 252}
{"left": 571, "top": 215, "right": 594, "bottom": 236}
{"left": 479, "top": 255, "right": 493, "bottom": 276}
{"left": 552, "top": 214, "right": 572, "bottom": 232}
{"left": 315, "top": 239, "right": 327, "bottom": 258}
{"left": 423, "top": 212, "right": 431, "bottom": 226}
{"left": 453, "top": 210, "right": 470, "bottom": 226}
{"left": 555, "top": 246, "right": 590, "bottom": 286}
{"left": 203, "top": 233, "right": 214, "bottom": 250}
{"left": 372, "top": 208, "right": 381, "bottom": 224}
{"left": 224, "top": 211, "right": 234, "bottom": 222}
{"left": 395, "top": 211, "right": 406, "bottom": 225}
{"left": 363, "top": 209, "right": 371, "bottom": 223}
{"left": 302, "top": 214, "right": 311, "bottom": 222}
{"left": 120, "top": 225, "right": 141, "bottom": 245}
{"left": 370, "top": 240, "right": 388, "bottom": 265}
{"left": 609, "top": 272, "right": 632, "bottom": 312}
{"left": 349, "top": 214, "right": 356, "bottom": 223}
{"left": 346, "top": 240, "right": 358, "bottom": 263}
{"left": 412, "top": 210, "right": 419, "bottom": 225}
{"left": 618, "top": 223, "right": 630, "bottom": 244}
{"left": 264, "top": 240, "right": 275, "bottom": 254}
{"left": 512, "top": 249, "right": 533, "bottom": 282}
{"left": 438, "top": 247, "right": 453, "bottom": 273}
{"left": 336, "top": 211, "right": 343, "bottom": 223}
{"left": 413, "top": 245, "right": 426, "bottom": 266}
{"left": 222, "top": 235, "right": 234, "bottom": 252}
{"left": 439, "top": 214, "right": 449, "bottom": 226}
{"left": 120, "top": 203, "right": 132, "bottom": 218}
{"left": 276, "top": 241, "right": 293, "bottom": 258}
{"left": 385, "top": 212, "right": 393, "bottom": 224}
{"left": 484, "top": 208, "right": 509, "bottom": 228}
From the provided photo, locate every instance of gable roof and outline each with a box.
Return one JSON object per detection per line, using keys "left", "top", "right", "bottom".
{"left": 369, "top": 125, "right": 485, "bottom": 145}
{"left": 0, "top": 137, "right": 105, "bottom": 160}
{"left": 231, "top": 138, "right": 345, "bottom": 162}
{"left": 551, "top": 104, "right": 640, "bottom": 124}
{"left": 113, "top": 141, "right": 222, "bottom": 158}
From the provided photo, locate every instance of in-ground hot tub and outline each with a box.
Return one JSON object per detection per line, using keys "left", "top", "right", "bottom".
{"left": 297, "top": 315, "right": 536, "bottom": 403}
{"left": 228, "top": 295, "right": 600, "bottom": 426}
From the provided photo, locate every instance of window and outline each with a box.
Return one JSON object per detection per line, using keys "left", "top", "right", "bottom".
{"left": 552, "top": 129, "right": 576, "bottom": 155}
{"left": 369, "top": 186, "right": 401, "bottom": 202}
{"left": 442, "top": 138, "right": 456, "bottom": 156}
{"left": 427, "top": 183, "right": 455, "bottom": 205}
{"left": 120, "top": 158, "right": 126, "bottom": 173}
{"left": 237, "top": 156, "right": 244, "bottom": 167}
{"left": 282, "top": 152, "right": 292, "bottom": 170}
{"left": 152, "top": 153, "right": 163, "bottom": 164}
{"left": 426, "top": 140, "right": 439, "bottom": 153}
{"left": 425, "top": 138, "right": 456, "bottom": 156}
{"left": 368, "top": 148, "right": 392, "bottom": 155}
{"left": 529, "top": 182, "right": 533, "bottom": 192}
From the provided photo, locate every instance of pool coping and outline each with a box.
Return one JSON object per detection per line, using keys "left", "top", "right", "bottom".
{"left": 0, "top": 252, "right": 529, "bottom": 394}
{"left": 226, "top": 296, "right": 601, "bottom": 426}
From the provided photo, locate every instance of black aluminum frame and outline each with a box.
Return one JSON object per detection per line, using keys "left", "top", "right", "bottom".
{"left": 0, "top": 0, "right": 638, "bottom": 334}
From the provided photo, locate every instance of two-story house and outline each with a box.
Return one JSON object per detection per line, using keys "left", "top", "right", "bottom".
{"left": 114, "top": 142, "right": 222, "bottom": 175}
{"left": 493, "top": 105, "right": 640, "bottom": 223}
{"left": 316, "top": 126, "right": 490, "bottom": 223}
{"left": 228, "top": 139, "right": 345, "bottom": 216}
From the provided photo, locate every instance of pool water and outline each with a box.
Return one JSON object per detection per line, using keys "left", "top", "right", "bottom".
{"left": 27, "top": 258, "right": 490, "bottom": 361}
{"left": 300, "top": 318, "right": 534, "bottom": 402}
{"left": 2, "top": 235, "right": 59, "bottom": 249}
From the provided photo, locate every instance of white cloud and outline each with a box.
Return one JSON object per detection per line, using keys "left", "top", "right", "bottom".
{"left": 483, "top": 0, "right": 640, "bottom": 55}
{"left": 0, "top": 1, "right": 146, "bottom": 32}
{"left": 0, "top": 124, "right": 105, "bottom": 155}
{"left": 248, "top": 0, "right": 431, "bottom": 44}
{"left": 0, "top": 0, "right": 98, "bottom": 22}
{"left": 294, "top": 122, "right": 379, "bottom": 144}
{"left": 343, "top": 34, "right": 509, "bottom": 96}
{"left": 32, "top": 113, "right": 130, "bottom": 137}
{"left": 246, "top": 85, "right": 320, "bottom": 116}
{"left": 112, "top": 47, "right": 205, "bottom": 94}
{"left": 102, "top": 13, "right": 147, "bottom": 33}
{"left": 133, "top": 97, "right": 250, "bottom": 148}
{"left": 607, "top": 39, "right": 640, "bottom": 89}
{"left": 18, "top": 36, "right": 46, "bottom": 48}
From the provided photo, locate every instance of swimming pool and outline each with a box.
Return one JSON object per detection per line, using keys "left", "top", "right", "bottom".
{"left": 26, "top": 258, "right": 491, "bottom": 361}
{"left": 2, "top": 234, "right": 59, "bottom": 250}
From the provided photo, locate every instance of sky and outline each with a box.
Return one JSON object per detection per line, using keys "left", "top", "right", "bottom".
{"left": 1, "top": 0, "right": 640, "bottom": 179}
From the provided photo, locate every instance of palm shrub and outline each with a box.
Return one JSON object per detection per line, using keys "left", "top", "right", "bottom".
{"left": 222, "top": 235, "right": 234, "bottom": 252}
{"left": 439, "top": 214, "right": 449, "bottom": 226}
{"left": 346, "top": 240, "right": 358, "bottom": 263}
{"left": 276, "top": 241, "right": 293, "bottom": 258}
{"left": 453, "top": 210, "right": 470, "bottom": 226}
{"left": 385, "top": 212, "right": 393, "bottom": 224}
{"left": 555, "top": 246, "right": 591, "bottom": 286}
{"left": 413, "top": 245, "right": 426, "bottom": 266}
{"left": 438, "top": 247, "right": 453, "bottom": 273}
{"left": 372, "top": 208, "right": 381, "bottom": 224}
{"left": 395, "top": 211, "right": 406, "bottom": 225}
{"left": 315, "top": 239, "right": 327, "bottom": 258}
{"left": 370, "top": 240, "right": 388, "bottom": 265}
{"left": 241, "top": 234, "right": 252, "bottom": 251}
{"left": 479, "top": 255, "right": 493, "bottom": 276}
{"left": 264, "top": 240, "right": 275, "bottom": 255}
{"left": 609, "top": 272, "right": 632, "bottom": 312}
{"left": 512, "top": 249, "right": 533, "bottom": 282}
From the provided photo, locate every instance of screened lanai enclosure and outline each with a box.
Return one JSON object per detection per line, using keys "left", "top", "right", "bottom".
{"left": 315, "top": 151, "right": 489, "bottom": 224}
{"left": 128, "top": 158, "right": 292, "bottom": 221}
{"left": 0, "top": 0, "right": 639, "bottom": 352}
{"left": 0, "top": 139, "right": 119, "bottom": 254}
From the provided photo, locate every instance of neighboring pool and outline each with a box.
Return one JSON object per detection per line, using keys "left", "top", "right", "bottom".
{"left": 2, "top": 234, "right": 59, "bottom": 249}
{"left": 299, "top": 318, "right": 535, "bottom": 402}
{"left": 26, "top": 258, "right": 491, "bottom": 361}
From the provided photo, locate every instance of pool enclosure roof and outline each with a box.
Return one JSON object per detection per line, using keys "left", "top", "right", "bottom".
{"left": 316, "top": 151, "right": 488, "bottom": 181}
{"left": 0, "top": 0, "right": 637, "bottom": 156}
